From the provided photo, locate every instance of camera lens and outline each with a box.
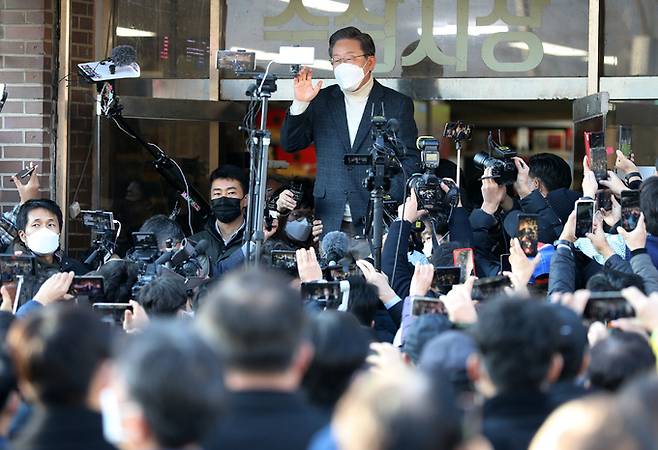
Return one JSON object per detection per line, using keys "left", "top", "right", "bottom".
{"left": 473, "top": 152, "right": 494, "bottom": 170}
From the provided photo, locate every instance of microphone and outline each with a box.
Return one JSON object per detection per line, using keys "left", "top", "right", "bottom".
{"left": 321, "top": 231, "right": 349, "bottom": 266}
{"left": 104, "top": 45, "right": 137, "bottom": 74}
{"left": 154, "top": 250, "right": 174, "bottom": 266}
{"left": 190, "top": 239, "right": 209, "bottom": 258}
{"left": 386, "top": 118, "right": 400, "bottom": 133}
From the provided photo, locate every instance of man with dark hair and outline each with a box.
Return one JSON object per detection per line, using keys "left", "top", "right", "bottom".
{"left": 281, "top": 26, "right": 420, "bottom": 235}
{"left": 468, "top": 298, "right": 563, "bottom": 450}
{"left": 138, "top": 214, "right": 185, "bottom": 251}
{"left": 137, "top": 276, "right": 189, "bottom": 317}
{"left": 7, "top": 304, "right": 115, "bottom": 450}
{"left": 640, "top": 177, "right": 658, "bottom": 268}
{"left": 93, "top": 259, "right": 139, "bottom": 304}
{"left": 528, "top": 153, "right": 580, "bottom": 223}
{"left": 0, "top": 350, "right": 18, "bottom": 450}
{"left": 190, "top": 165, "right": 249, "bottom": 267}
{"left": 547, "top": 304, "right": 590, "bottom": 406}
{"left": 14, "top": 199, "right": 88, "bottom": 278}
{"left": 346, "top": 276, "right": 379, "bottom": 328}
{"left": 198, "top": 269, "right": 325, "bottom": 450}
{"left": 104, "top": 321, "right": 224, "bottom": 450}
{"left": 588, "top": 331, "right": 656, "bottom": 392}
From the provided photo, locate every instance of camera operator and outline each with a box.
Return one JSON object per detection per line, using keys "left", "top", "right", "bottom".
{"left": 138, "top": 214, "right": 185, "bottom": 252}
{"left": 280, "top": 26, "right": 420, "bottom": 236}
{"left": 470, "top": 154, "right": 563, "bottom": 277}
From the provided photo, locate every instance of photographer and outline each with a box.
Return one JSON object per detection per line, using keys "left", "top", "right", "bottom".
{"left": 138, "top": 215, "right": 185, "bottom": 252}
{"left": 470, "top": 155, "right": 563, "bottom": 277}
{"left": 280, "top": 26, "right": 420, "bottom": 235}
{"left": 266, "top": 187, "right": 323, "bottom": 252}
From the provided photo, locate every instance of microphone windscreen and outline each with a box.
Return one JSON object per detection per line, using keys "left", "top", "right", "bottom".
{"left": 111, "top": 45, "right": 137, "bottom": 66}
{"left": 193, "top": 239, "right": 209, "bottom": 256}
{"left": 387, "top": 118, "right": 400, "bottom": 133}
{"left": 321, "top": 231, "right": 349, "bottom": 263}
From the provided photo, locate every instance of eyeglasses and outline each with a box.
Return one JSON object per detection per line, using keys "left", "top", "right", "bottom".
{"left": 329, "top": 54, "right": 368, "bottom": 66}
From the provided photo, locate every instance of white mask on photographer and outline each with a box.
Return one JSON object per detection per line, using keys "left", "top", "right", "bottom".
{"left": 334, "top": 61, "right": 367, "bottom": 92}
{"left": 26, "top": 228, "right": 60, "bottom": 256}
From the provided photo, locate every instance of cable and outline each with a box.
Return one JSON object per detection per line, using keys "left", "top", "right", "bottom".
{"left": 257, "top": 60, "right": 275, "bottom": 94}
{"left": 152, "top": 143, "right": 194, "bottom": 236}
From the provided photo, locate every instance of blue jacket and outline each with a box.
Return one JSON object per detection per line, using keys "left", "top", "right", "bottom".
{"left": 647, "top": 235, "right": 658, "bottom": 269}
{"left": 280, "top": 80, "right": 421, "bottom": 233}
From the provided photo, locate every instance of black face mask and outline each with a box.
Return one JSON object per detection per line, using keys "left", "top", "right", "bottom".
{"left": 212, "top": 197, "right": 243, "bottom": 223}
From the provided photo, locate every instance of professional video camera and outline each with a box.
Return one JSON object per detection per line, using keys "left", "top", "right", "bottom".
{"left": 408, "top": 136, "right": 459, "bottom": 222}
{"left": 127, "top": 232, "right": 208, "bottom": 299}
{"left": 473, "top": 131, "right": 518, "bottom": 186}
{"left": 79, "top": 210, "right": 119, "bottom": 269}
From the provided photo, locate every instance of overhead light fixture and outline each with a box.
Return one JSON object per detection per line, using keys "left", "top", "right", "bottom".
{"left": 417, "top": 24, "right": 510, "bottom": 36}
{"left": 278, "top": 0, "right": 348, "bottom": 13}
{"left": 116, "top": 26, "right": 156, "bottom": 38}
{"left": 509, "top": 41, "right": 619, "bottom": 65}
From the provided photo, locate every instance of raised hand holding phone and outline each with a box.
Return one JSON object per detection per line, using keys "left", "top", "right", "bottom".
{"left": 10, "top": 163, "right": 40, "bottom": 205}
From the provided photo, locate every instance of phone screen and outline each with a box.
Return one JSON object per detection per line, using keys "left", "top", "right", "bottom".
{"left": 499, "top": 254, "right": 511, "bottom": 274}
{"left": 590, "top": 147, "right": 608, "bottom": 181}
{"left": 432, "top": 267, "right": 461, "bottom": 292}
{"left": 301, "top": 282, "right": 342, "bottom": 309}
{"left": 71, "top": 276, "right": 105, "bottom": 304}
{"left": 0, "top": 255, "right": 35, "bottom": 283}
{"left": 575, "top": 200, "right": 595, "bottom": 238}
{"left": 621, "top": 190, "right": 641, "bottom": 232}
{"left": 517, "top": 214, "right": 539, "bottom": 257}
{"left": 270, "top": 250, "right": 298, "bottom": 275}
{"left": 472, "top": 276, "right": 512, "bottom": 301}
{"left": 325, "top": 264, "right": 362, "bottom": 282}
{"left": 452, "top": 248, "right": 475, "bottom": 283}
{"left": 619, "top": 126, "right": 632, "bottom": 158}
{"left": 596, "top": 190, "right": 612, "bottom": 211}
{"left": 92, "top": 303, "right": 133, "bottom": 326}
{"left": 410, "top": 296, "right": 447, "bottom": 316}
{"left": 583, "top": 292, "right": 634, "bottom": 322}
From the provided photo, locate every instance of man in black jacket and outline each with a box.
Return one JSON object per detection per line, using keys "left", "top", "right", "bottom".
{"left": 198, "top": 270, "right": 325, "bottom": 450}
{"left": 7, "top": 305, "right": 116, "bottom": 450}
{"left": 469, "top": 298, "right": 563, "bottom": 450}
{"left": 190, "top": 165, "right": 248, "bottom": 269}
{"left": 280, "top": 26, "right": 420, "bottom": 235}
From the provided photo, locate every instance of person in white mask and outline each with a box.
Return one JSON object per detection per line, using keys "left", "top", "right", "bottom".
{"left": 14, "top": 199, "right": 88, "bottom": 278}
{"left": 281, "top": 26, "right": 420, "bottom": 238}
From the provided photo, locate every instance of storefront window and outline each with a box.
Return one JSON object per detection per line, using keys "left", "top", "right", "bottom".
{"left": 114, "top": 0, "right": 211, "bottom": 78}
{"left": 225, "top": 0, "right": 589, "bottom": 78}
{"left": 604, "top": 0, "right": 658, "bottom": 76}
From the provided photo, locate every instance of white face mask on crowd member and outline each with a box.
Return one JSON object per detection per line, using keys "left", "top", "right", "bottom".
{"left": 18, "top": 205, "right": 62, "bottom": 257}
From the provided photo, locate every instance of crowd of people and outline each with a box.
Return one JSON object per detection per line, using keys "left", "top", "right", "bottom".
{"left": 0, "top": 143, "right": 653, "bottom": 450}
{"left": 0, "top": 24, "right": 657, "bottom": 450}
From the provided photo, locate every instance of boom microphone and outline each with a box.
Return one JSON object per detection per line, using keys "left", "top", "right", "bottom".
{"left": 110, "top": 45, "right": 137, "bottom": 66}
{"left": 321, "top": 231, "right": 349, "bottom": 265}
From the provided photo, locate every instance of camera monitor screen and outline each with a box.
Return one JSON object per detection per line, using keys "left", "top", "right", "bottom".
{"left": 0, "top": 255, "right": 35, "bottom": 283}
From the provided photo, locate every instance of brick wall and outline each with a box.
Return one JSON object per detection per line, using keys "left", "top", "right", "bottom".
{"left": 66, "top": 0, "right": 95, "bottom": 256}
{"left": 0, "top": 0, "right": 55, "bottom": 211}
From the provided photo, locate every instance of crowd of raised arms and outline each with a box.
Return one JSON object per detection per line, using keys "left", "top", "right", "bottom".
{"left": 0, "top": 144, "right": 654, "bottom": 450}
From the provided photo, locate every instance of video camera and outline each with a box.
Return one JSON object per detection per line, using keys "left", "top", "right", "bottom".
{"left": 408, "top": 136, "right": 459, "bottom": 223}
{"left": 473, "top": 131, "right": 518, "bottom": 186}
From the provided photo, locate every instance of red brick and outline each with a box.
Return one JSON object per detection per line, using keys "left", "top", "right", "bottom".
{"left": 0, "top": 161, "right": 25, "bottom": 173}
{"left": 25, "top": 70, "right": 50, "bottom": 83}
{"left": 7, "top": 86, "right": 48, "bottom": 99}
{"left": 0, "top": 42, "right": 26, "bottom": 54}
{"left": 0, "top": 191, "right": 21, "bottom": 204}
{"left": 78, "top": 17, "right": 93, "bottom": 30}
{"left": 25, "top": 41, "right": 50, "bottom": 55}
{"left": 2, "top": 146, "right": 48, "bottom": 159}
{"left": 0, "top": 132, "right": 23, "bottom": 144}
{"left": 26, "top": 11, "right": 53, "bottom": 25}
{"left": 0, "top": 11, "right": 26, "bottom": 24}
{"left": 3, "top": 25, "right": 49, "bottom": 41}
{"left": 0, "top": 101, "right": 24, "bottom": 114}
{"left": 25, "top": 131, "right": 49, "bottom": 144}
{"left": 4, "top": 0, "right": 49, "bottom": 9}
{"left": 3, "top": 116, "right": 46, "bottom": 129}
{"left": 0, "top": 71, "right": 25, "bottom": 83}
{"left": 72, "top": 31, "right": 90, "bottom": 45}
{"left": 4, "top": 55, "right": 47, "bottom": 70}
{"left": 24, "top": 101, "right": 51, "bottom": 114}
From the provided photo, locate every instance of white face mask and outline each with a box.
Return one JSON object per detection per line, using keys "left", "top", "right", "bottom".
{"left": 334, "top": 61, "right": 367, "bottom": 92}
{"left": 100, "top": 388, "right": 124, "bottom": 446}
{"left": 26, "top": 228, "right": 60, "bottom": 256}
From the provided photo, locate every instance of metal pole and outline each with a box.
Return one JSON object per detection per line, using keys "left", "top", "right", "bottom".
{"left": 251, "top": 94, "right": 271, "bottom": 266}
{"left": 372, "top": 188, "right": 384, "bottom": 271}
